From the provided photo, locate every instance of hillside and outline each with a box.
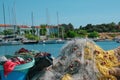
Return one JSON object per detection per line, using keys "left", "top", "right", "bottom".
{"left": 99, "top": 32, "right": 120, "bottom": 39}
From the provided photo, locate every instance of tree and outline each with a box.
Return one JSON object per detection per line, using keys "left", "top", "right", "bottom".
{"left": 61, "top": 23, "right": 74, "bottom": 34}
{"left": 39, "top": 25, "right": 47, "bottom": 36}
{"left": 16, "top": 26, "right": 20, "bottom": 35}
{"left": 31, "top": 26, "right": 36, "bottom": 35}
{"left": 118, "top": 22, "right": 120, "bottom": 25}
{"left": 60, "top": 24, "right": 68, "bottom": 33}
{"left": 3, "top": 29, "right": 14, "bottom": 35}
{"left": 88, "top": 31, "right": 99, "bottom": 38}
{"left": 79, "top": 25, "right": 82, "bottom": 29}
{"left": 83, "top": 24, "right": 93, "bottom": 32}
{"left": 68, "top": 23, "right": 74, "bottom": 30}
{"left": 77, "top": 30, "right": 87, "bottom": 38}
{"left": 25, "top": 30, "right": 30, "bottom": 34}
{"left": 25, "top": 34, "right": 39, "bottom": 40}
{"left": 67, "top": 30, "right": 77, "bottom": 38}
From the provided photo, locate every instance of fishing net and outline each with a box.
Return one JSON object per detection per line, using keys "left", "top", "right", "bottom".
{"left": 33, "top": 39, "right": 120, "bottom": 80}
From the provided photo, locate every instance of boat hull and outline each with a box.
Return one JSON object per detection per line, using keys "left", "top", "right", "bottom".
{"left": 0, "top": 56, "right": 35, "bottom": 80}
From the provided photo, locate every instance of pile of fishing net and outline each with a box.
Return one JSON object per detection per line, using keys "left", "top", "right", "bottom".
{"left": 32, "top": 39, "right": 120, "bottom": 80}
{"left": 15, "top": 48, "right": 53, "bottom": 79}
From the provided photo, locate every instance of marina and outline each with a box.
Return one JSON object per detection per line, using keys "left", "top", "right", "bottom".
{"left": 0, "top": 0, "right": 120, "bottom": 79}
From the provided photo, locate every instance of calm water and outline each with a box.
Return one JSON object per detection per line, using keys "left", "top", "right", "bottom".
{"left": 95, "top": 41, "right": 120, "bottom": 50}
{"left": 0, "top": 44, "right": 64, "bottom": 57}
{"left": 0, "top": 41, "right": 120, "bottom": 57}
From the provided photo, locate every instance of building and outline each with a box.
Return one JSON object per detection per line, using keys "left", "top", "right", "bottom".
{"left": 0, "top": 24, "right": 59, "bottom": 37}
{"left": 18, "top": 25, "right": 31, "bottom": 35}
{"left": 0, "top": 24, "right": 15, "bottom": 32}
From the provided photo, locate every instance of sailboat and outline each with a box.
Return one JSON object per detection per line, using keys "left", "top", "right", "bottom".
{"left": 56, "top": 12, "right": 66, "bottom": 44}
{"left": 0, "top": 2, "right": 24, "bottom": 46}
{"left": 0, "top": 3, "right": 35, "bottom": 80}
{"left": 22, "top": 12, "right": 39, "bottom": 44}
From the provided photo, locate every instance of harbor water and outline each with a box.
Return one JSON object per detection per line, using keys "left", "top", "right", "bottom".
{"left": 0, "top": 41, "right": 120, "bottom": 57}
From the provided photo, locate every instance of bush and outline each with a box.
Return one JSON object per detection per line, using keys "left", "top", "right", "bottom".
{"left": 67, "top": 31, "right": 77, "bottom": 38}
{"left": 25, "top": 34, "right": 39, "bottom": 40}
{"left": 88, "top": 31, "right": 99, "bottom": 38}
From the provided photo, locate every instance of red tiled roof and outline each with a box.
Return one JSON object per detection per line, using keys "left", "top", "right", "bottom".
{"left": 18, "top": 25, "right": 29, "bottom": 28}
{"left": 35, "top": 26, "right": 40, "bottom": 28}
{"left": 0, "top": 24, "right": 11, "bottom": 27}
{"left": 0, "top": 24, "right": 58, "bottom": 28}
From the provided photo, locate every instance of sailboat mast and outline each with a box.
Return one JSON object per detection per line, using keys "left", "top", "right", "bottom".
{"left": 46, "top": 8, "right": 50, "bottom": 25}
{"left": 13, "top": 1, "right": 17, "bottom": 27}
{"left": 13, "top": 0, "right": 17, "bottom": 37}
{"left": 46, "top": 8, "right": 50, "bottom": 37}
{"left": 8, "top": 6, "right": 11, "bottom": 25}
{"left": 31, "top": 12, "right": 34, "bottom": 26}
{"left": 3, "top": 3, "right": 6, "bottom": 30}
{"left": 57, "top": 11, "right": 59, "bottom": 38}
{"left": 31, "top": 11, "right": 34, "bottom": 35}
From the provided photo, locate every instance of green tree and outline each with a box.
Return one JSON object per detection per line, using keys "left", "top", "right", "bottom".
{"left": 67, "top": 30, "right": 77, "bottom": 38}
{"left": 88, "top": 31, "right": 99, "bottom": 38}
{"left": 118, "top": 22, "right": 120, "bottom": 25}
{"left": 77, "top": 30, "right": 87, "bottom": 37}
{"left": 39, "top": 25, "right": 47, "bottom": 36}
{"left": 61, "top": 23, "right": 74, "bottom": 34}
{"left": 3, "top": 29, "right": 14, "bottom": 35}
{"left": 25, "top": 34, "right": 39, "bottom": 40}
{"left": 31, "top": 26, "right": 36, "bottom": 35}
{"left": 79, "top": 25, "right": 82, "bottom": 29}
{"left": 16, "top": 26, "right": 20, "bottom": 35}
{"left": 24, "top": 30, "right": 30, "bottom": 34}
{"left": 68, "top": 23, "right": 74, "bottom": 30}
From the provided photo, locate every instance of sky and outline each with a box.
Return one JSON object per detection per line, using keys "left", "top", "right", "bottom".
{"left": 0, "top": 0, "right": 120, "bottom": 28}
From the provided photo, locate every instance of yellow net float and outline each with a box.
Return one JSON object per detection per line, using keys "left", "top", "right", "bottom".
{"left": 61, "top": 74, "right": 73, "bottom": 80}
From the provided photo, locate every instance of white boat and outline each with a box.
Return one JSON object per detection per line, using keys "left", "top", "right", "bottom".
{"left": 39, "top": 40, "right": 57, "bottom": 44}
{"left": 56, "top": 39, "right": 66, "bottom": 44}
{"left": 0, "top": 40, "right": 22, "bottom": 45}
{"left": 39, "top": 39, "right": 66, "bottom": 44}
{"left": 22, "top": 40, "right": 38, "bottom": 44}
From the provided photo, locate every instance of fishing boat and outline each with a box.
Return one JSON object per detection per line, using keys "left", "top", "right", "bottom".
{"left": 0, "top": 55, "right": 35, "bottom": 80}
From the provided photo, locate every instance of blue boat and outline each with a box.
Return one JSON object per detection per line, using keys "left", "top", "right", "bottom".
{"left": 0, "top": 55, "right": 35, "bottom": 80}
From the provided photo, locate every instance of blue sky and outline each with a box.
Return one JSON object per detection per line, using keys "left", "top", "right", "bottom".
{"left": 0, "top": 0, "right": 120, "bottom": 28}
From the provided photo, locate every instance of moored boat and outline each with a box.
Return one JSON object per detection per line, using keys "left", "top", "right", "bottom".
{"left": 39, "top": 39, "right": 57, "bottom": 44}
{"left": 39, "top": 39, "right": 66, "bottom": 44}
{"left": 22, "top": 40, "right": 38, "bottom": 44}
{"left": 0, "top": 55, "right": 35, "bottom": 80}
{"left": 56, "top": 39, "right": 66, "bottom": 44}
